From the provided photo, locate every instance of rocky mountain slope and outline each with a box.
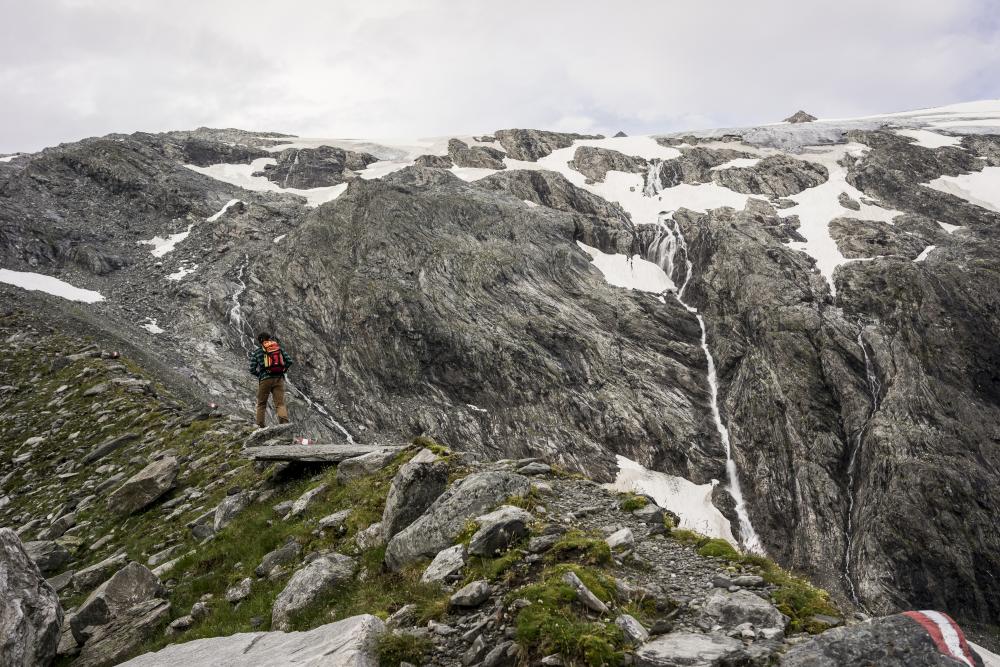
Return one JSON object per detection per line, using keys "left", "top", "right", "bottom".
{"left": 2, "top": 101, "right": 1000, "bottom": 664}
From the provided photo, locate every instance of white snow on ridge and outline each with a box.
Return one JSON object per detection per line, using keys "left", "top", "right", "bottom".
{"left": 185, "top": 158, "right": 348, "bottom": 207}
{"left": 167, "top": 264, "right": 196, "bottom": 281}
{"left": 449, "top": 166, "right": 499, "bottom": 182}
{"left": 577, "top": 241, "right": 674, "bottom": 293}
{"left": 139, "top": 227, "right": 193, "bottom": 258}
{"left": 777, "top": 143, "right": 901, "bottom": 292}
{"left": 938, "top": 221, "right": 963, "bottom": 234}
{"left": 895, "top": 129, "right": 962, "bottom": 149}
{"left": 924, "top": 167, "right": 1000, "bottom": 212}
{"left": 914, "top": 245, "right": 936, "bottom": 262}
{"left": 710, "top": 157, "right": 761, "bottom": 170}
{"left": 0, "top": 154, "right": 20, "bottom": 162}
{"left": 606, "top": 455, "right": 736, "bottom": 545}
{"left": 140, "top": 318, "right": 164, "bottom": 334}
{"left": 207, "top": 198, "right": 241, "bottom": 222}
{"left": 0, "top": 268, "right": 104, "bottom": 303}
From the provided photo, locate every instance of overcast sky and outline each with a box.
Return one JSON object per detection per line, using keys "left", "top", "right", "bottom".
{"left": 1, "top": 0, "right": 998, "bottom": 153}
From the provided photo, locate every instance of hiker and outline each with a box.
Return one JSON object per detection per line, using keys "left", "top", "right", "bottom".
{"left": 249, "top": 332, "right": 294, "bottom": 427}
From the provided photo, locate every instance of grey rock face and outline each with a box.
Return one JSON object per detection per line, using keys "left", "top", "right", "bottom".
{"left": 448, "top": 139, "right": 506, "bottom": 170}
{"left": 23, "top": 539, "right": 71, "bottom": 574}
{"left": 72, "top": 598, "right": 171, "bottom": 667}
{"left": 450, "top": 580, "right": 491, "bottom": 607}
{"left": 635, "top": 632, "right": 746, "bottom": 667}
{"left": 106, "top": 457, "right": 178, "bottom": 515}
{"left": 119, "top": 614, "right": 385, "bottom": 667}
{"left": 271, "top": 554, "right": 356, "bottom": 631}
{"left": 829, "top": 216, "right": 930, "bottom": 259}
{"left": 243, "top": 423, "right": 296, "bottom": 449}
{"left": 72, "top": 552, "right": 128, "bottom": 592}
{"left": 214, "top": 491, "right": 253, "bottom": 531}
{"left": 615, "top": 613, "right": 649, "bottom": 645}
{"left": 289, "top": 483, "right": 327, "bottom": 518}
{"left": 82, "top": 432, "right": 140, "bottom": 464}
{"left": 384, "top": 471, "right": 530, "bottom": 570}
{"left": 414, "top": 154, "right": 453, "bottom": 168}
{"left": 318, "top": 509, "right": 352, "bottom": 532}
{"left": 71, "top": 562, "right": 163, "bottom": 642}
{"left": 0, "top": 528, "right": 64, "bottom": 667}
{"left": 467, "top": 505, "right": 532, "bottom": 557}
{"left": 336, "top": 449, "right": 399, "bottom": 485}
{"left": 569, "top": 146, "right": 647, "bottom": 183}
{"left": 784, "top": 110, "right": 818, "bottom": 123}
{"left": 381, "top": 449, "right": 449, "bottom": 539}
{"left": 254, "top": 146, "right": 379, "bottom": 188}
{"left": 420, "top": 544, "right": 466, "bottom": 583}
{"left": 780, "top": 613, "right": 984, "bottom": 666}
{"left": 653, "top": 147, "right": 755, "bottom": 188}
{"left": 702, "top": 589, "right": 787, "bottom": 631}
{"left": 605, "top": 527, "right": 634, "bottom": 550}
{"left": 494, "top": 129, "right": 602, "bottom": 161}
{"left": 710, "top": 154, "right": 828, "bottom": 197}
{"left": 475, "top": 168, "right": 631, "bottom": 227}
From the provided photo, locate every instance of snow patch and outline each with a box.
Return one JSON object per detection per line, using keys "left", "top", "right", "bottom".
{"left": 523, "top": 199, "right": 539, "bottom": 207}
{"left": 577, "top": 241, "right": 673, "bottom": 293}
{"left": 924, "top": 167, "right": 1000, "bottom": 212}
{"left": 167, "top": 264, "right": 197, "bottom": 281}
{"left": 185, "top": 158, "right": 349, "bottom": 207}
{"left": 0, "top": 154, "right": 21, "bottom": 162}
{"left": 139, "top": 227, "right": 193, "bottom": 258}
{"left": 206, "top": 198, "right": 241, "bottom": 222}
{"left": 140, "top": 318, "right": 164, "bottom": 334}
{"left": 359, "top": 159, "right": 413, "bottom": 180}
{"left": 914, "top": 245, "right": 936, "bottom": 262}
{"left": 709, "top": 157, "right": 761, "bottom": 170}
{"left": 0, "top": 269, "right": 104, "bottom": 303}
{"left": 605, "top": 456, "right": 736, "bottom": 544}
{"left": 938, "top": 221, "right": 963, "bottom": 234}
{"left": 273, "top": 234, "right": 287, "bottom": 243}
{"left": 449, "top": 166, "right": 499, "bottom": 181}
{"left": 895, "top": 129, "right": 963, "bottom": 149}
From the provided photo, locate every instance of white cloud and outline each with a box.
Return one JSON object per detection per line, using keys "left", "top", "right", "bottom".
{"left": 0, "top": 0, "right": 998, "bottom": 152}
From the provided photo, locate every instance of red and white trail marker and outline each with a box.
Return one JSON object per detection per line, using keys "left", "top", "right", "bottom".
{"left": 903, "top": 610, "right": 977, "bottom": 666}
{"left": 294, "top": 437, "right": 315, "bottom": 446}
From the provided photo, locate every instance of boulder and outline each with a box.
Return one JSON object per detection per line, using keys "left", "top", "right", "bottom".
{"left": 256, "top": 541, "right": 302, "bottom": 578}
{"left": 72, "top": 552, "right": 128, "bottom": 592}
{"left": 355, "top": 522, "right": 384, "bottom": 550}
{"left": 73, "top": 598, "right": 171, "bottom": 667}
{"left": 606, "top": 527, "right": 634, "bottom": 550}
{"left": 318, "top": 509, "right": 352, "bottom": 532}
{"left": 781, "top": 612, "right": 987, "bottom": 666}
{"left": 702, "top": 589, "right": 787, "bottom": 631}
{"left": 106, "top": 457, "right": 179, "bottom": 515}
{"left": 635, "top": 633, "right": 746, "bottom": 667}
{"left": 226, "top": 577, "right": 253, "bottom": 603}
{"left": 450, "top": 580, "right": 491, "bottom": 607}
{"left": 289, "top": 484, "right": 327, "bottom": 518}
{"left": 384, "top": 471, "right": 530, "bottom": 571}
{"left": 82, "top": 432, "right": 140, "bottom": 464}
{"left": 243, "top": 423, "right": 295, "bottom": 448}
{"left": 23, "top": 539, "right": 71, "bottom": 574}
{"left": 381, "top": 449, "right": 449, "bottom": 539}
{"left": 70, "top": 562, "right": 163, "bottom": 642}
{"left": 271, "top": 554, "right": 356, "bottom": 631}
{"left": 0, "top": 528, "right": 64, "bottom": 667}
{"left": 467, "top": 505, "right": 532, "bottom": 557}
{"left": 118, "top": 614, "right": 384, "bottom": 666}
{"left": 336, "top": 449, "right": 399, "bottom": 485}
{"left": 420, "top": 544, "right": 466, "bottom": 584}
{"left": 562, "top": 570, "right": 608, "bottom": 614}
{"left": 214, "top": 491, "right": 253, "bottom": 531}
{"left": 616, "top": 614, "right": 649, "bottom": 645}
{"left": 448, "top": 139, "right": 506, "bottom": 170}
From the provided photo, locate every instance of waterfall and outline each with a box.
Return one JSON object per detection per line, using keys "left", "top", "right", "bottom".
{"left": 843, "top": 326, "right": 880, "bottom": 608}
{"left": 651, "top": 213, "right": 766, "bottom": 554}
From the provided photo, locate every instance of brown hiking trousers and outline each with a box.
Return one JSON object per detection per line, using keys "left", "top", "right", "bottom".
{"left": 256, "top": 377, "right": 289, "bottom": 427}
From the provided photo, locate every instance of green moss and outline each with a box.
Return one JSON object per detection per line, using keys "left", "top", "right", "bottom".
{"left": 696, "top": 538, "right": 741, "bottom": 561}
{"left": 411, "top": 434, "right": 450, "bottom": 457}
{"left": 376, "top": 632, "right": 434, "bottom": 667}
{"left": 546, "top": 530, "right": 612, "bottom": 566}
{"left": 454, "top": 519, "right": 480, "bottom": 546}
{"left": 618, "top": 493, "right": 648, "bottom": 512}
{"left": 465, "top": 547, "right": 526, "bottom": 584}
{"left": 513, "top": 565, "right": 623, "bottom": 666}
{"left": 505, "top": 487, "right": 545, "bottom": 513}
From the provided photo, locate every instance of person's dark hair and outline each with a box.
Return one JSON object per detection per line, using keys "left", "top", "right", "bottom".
{"left": 257, "top": 332, "right": 273, "bottom": 345}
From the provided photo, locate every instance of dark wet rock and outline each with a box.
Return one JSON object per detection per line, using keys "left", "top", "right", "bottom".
{"left": 781, "top": 612, "right": 985, "bottom": 666}
{"left": 710, "top": 154, "right": 828, "bottom": 197}
{"left": 384, "top": 471, "right": 530, "bottom": 570}
{"left": 494, "top": 129, "right": 602, "bottom": 161}
{"left": 448, "top": 139, "right": 506, "bottom": 170}
{"left": 784, "top": 110, "right": 818, "bottom": 123}
{"left": 569, "top": 146, "right": 647, "bottom": 183}
{"left": 0, "top": 528, "right": 64, "bottom": 667}
{"left": 254, "top": 146, "right": 379, "bottom": 188}
{"left": 23, "top": 539, "right": 71, "bottom": 574}
{"left": 382, "top": 449, "right": 448, "bottom": 539}
{"left": 106, "top": 457, "right": 178, "bottom": 515}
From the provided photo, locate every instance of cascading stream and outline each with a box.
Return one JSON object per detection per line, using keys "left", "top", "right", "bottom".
{"left": 227, "top": 255, "right": 357, "bottom": 444}
{"left": 646, "top": 180, "right": 766, "bottom": 553}
{"left": 843, "top": 326, "right": 881, "bottom": 609}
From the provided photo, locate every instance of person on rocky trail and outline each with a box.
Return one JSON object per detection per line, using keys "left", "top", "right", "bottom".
{"left": 249, "top": 332, "right": 294, "bottom": 428}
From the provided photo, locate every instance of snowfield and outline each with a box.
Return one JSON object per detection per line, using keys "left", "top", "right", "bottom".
{"left": 606, "top": 455, "right": 737, "bottom": 544}
{"left": 924, "top": 167, "right": 1000, "bottom": 213}
{"left": 0, "top": 269, "right": 104, "bottom": 303}
{"left": 185, "top": 158, "right": 349, "bottom": 207}
{"left": 577, "top": 241, "right": 673, "bottom": 293}
{"left": 895, "top": 129, "right": 962, "bottom": 149}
